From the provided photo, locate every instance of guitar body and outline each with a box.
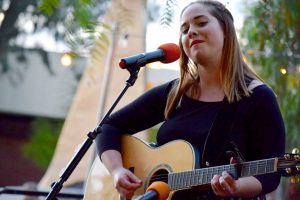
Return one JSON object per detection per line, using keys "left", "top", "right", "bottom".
{"left": 84, "top": 135, "right": 199, "bottom": 200}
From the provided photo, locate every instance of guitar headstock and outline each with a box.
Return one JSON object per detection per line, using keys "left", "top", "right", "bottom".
{"left": 278, "top": 148, "right": 300, "bottom": 183}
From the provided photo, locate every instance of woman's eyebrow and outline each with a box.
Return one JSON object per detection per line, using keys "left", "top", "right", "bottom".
{"left": 180, "top": 15, "right": 206, "bottom": 30}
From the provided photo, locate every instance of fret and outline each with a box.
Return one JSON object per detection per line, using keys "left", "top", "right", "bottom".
{"left": 209, "top": 167, "right": 213, "bottom": 180}
{"left": 260, "top": 160, "right": 265, "bottom": 173}
{"left": 241, "top": 158, "right": 276, "bottom": 177}
{"left": 170, "top": 172, "right": 178, "bottom": 190}
{"left": 222, "top": 165, "right": 226, "bottom": 174}
{"left": 181, "top": 172, "right": 185, "bottom": 188}
{"left": 248, "top": 162, "right": 251, "bottom": 176}
{"left": 182, "top": 171, "right": 186, "bottom": 188}
{"left": 251, "top": 161, "right": 258, "bottom": 175}
{"left": 242, "top": 163, "right": 249, "bottom": 177}
{"left": 213, "top": 167, "right": 218, "bottom": 177}
{"left": 189, "top": 170, "right": 194, "bottom": 186}
{"left": 240, "top": 163, "right": 244, "bottom": 177}
{"left": 186, "top": 171, "right": 189, "bottom": 187}
{"left": 176, "top": 172, "right": 180, "bottom": 189}
{"left": 267, "top": 158, "right": 276, "bottom": 172}
{"left": 171, "top": 172, "right": 175, "bottom": 189}
{"left": 167, "top": 173, "right": 171, "bottom": 189}
{"left": 193, "top": 170, "right": 197, "bottom": 186}
{"left": 188, "top": 170, "right": 192, "bottom": 186}
{"left": 262, "top": 160, "right": 267, "bottom": 174}
{"left": 168, "top": 159, "right": 276, "bottom": 192}
{"left": 258, "top": 160, "right": 264, "bottom": 174}
{"left": 265, "top": 160, "right": 268, "bottom": 173}
{"left": 178, "top": 172, "right": 183, "bottom": 189}
{"left": 207, "top": 168, "right": 211, "bottom": 184}
{"left": 198, "top": 169, "right": 202, "bottom": 184}
{"left": 185, "top": 171, "right": 189, "bottom": 188}
{"left": 168, "top": 173, "right": 173, "bottom": 189}
{"left": 204, "top": 168, "right": 208, "bottom": 184}
{"left": 187, "top": 171, "right": 191, "bottom": 187}
{"left": 169, "top": 173, "right": 175, "bottom": 190}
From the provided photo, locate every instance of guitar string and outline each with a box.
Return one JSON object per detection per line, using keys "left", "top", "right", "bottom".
{"left": 134, "top": 161, "right": 298, "bottom": 183}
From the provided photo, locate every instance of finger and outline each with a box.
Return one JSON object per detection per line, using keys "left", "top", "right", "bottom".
{"left": 222, "top": 171, "right": 234, "bottom": 184}
{"left": 128, "top": 173, "right": 142, "bottom": 185}
{"left": 119, "top": 179, "right": 136, "bottom": 190}
{"left": 219, "top": 176, "right": 230, "bottom": 190}
{"left": 220, "top": 175, "right": 236, "bottom": 196}
{"left": 222, "top": 171, "right": 238, "bottom": 193}
{"left": 122, "top": 176, "right": 142, "bottom": 190}
{"left": 211, "top": 175, "right": 226, "bottom": 195}
{"left": 211, "top": 175, "right": 230, "bottom": 197}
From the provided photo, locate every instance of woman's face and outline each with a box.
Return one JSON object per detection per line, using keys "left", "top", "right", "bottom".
{"left": 180, "top": 4, "right": 224, "bottom": 66}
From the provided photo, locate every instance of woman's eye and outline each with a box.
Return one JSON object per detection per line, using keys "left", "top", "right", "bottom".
{"left": 181, "top": 27, "right": 189, "bottom": 34}
{"left": 198, "top": 21, "right": 208, "bottom": 27}
{"left": 182, "top": 28, "right": 189, "bottom": 34}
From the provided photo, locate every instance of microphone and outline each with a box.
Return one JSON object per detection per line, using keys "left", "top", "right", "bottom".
{"left": 119, "top": 43, "right": 181, "bottom": 69}
{"left": 136, "top": 181, "right": 170, "bottom": 200}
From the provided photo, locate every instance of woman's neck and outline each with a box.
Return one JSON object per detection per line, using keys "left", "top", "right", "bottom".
{"left": 195, "top": 64, "right": 225, "bottom": 102}
{"left": 197, "top": 63, "right": 220, "bottom": 87}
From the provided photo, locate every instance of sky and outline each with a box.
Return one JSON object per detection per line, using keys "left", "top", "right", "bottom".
{"left": 146, "top": 0, "right": 246, "bottom": 70}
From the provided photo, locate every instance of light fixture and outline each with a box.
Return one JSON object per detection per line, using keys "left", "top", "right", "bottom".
{"left": 61, "top": 53, "right": 72, "bottom": 67}
{"left": 280, "top": 67, "right": 287, "bottom": 75}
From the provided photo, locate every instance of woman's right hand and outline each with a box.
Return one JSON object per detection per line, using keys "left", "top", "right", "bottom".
{"left": 111, "top": 167, "right": 142, "bottom": 199}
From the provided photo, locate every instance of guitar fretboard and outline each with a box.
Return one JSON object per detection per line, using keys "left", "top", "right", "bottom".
{"left": 168, "top": 158, "right": 277, "bottom": 191}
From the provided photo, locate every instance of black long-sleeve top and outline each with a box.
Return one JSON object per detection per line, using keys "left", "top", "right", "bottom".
{"left": 96, "top": 79, "right": 285, "bottom": 200}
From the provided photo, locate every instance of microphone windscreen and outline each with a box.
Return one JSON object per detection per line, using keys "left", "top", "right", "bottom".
{"left": 146, "top": 181, "right": 170, "bottom": 200}
{"left": 158, "top": 43, "right": 181, "bottom": 64}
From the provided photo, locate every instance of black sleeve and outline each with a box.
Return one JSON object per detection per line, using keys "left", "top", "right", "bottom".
{"left": 95, "top": 80, "right": 176, "bottom": 157}
{"left": 247, "top": 85, "right": 286, "bottom": 195}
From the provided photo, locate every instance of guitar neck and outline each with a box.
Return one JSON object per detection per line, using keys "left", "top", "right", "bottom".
{"left": 168, "top": 158, "right": 278, "bottom": 191}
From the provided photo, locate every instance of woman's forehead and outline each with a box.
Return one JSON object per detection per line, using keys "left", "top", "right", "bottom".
{"left": 180, "top": 4, "right": 211, "bottom": 23}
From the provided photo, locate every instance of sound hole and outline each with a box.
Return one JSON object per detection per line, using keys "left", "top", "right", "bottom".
{"left": 149, "top": 168, "right": 169, "bottom": 185}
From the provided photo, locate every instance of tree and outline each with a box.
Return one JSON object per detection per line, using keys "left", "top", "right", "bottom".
{"left": 241, "top": 0, "right": 300, "bottom": 150}
{"left": 0, "top": 0, "right": 110, "bottom": 75}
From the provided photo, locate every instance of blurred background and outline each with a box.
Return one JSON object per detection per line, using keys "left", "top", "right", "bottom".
{"left": 0, "top": 0, "right": 299, "bottom": 199}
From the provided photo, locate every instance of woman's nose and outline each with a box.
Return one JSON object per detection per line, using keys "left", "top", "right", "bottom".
{"left": 188, "top": 27, "right": 197, "bottom": 38}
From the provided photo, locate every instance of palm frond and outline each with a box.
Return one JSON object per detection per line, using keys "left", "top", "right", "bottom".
{"left": 160, "top": 0, "right": 178, "bottom": 27}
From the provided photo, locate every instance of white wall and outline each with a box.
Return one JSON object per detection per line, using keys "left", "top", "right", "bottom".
{"left": 0, "top": 49, "right": 86, "bottom": 119}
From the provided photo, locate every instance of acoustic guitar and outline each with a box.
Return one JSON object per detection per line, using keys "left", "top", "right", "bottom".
{"left": 83, "top": 135, "right": 300, "bottom": 200}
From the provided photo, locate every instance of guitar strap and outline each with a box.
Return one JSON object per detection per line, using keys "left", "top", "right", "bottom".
{"left": 201, "top": 97, "right": 238, "bottom": 167}
{"left": 201, "top": 79, "right": 264, "bottom": 167}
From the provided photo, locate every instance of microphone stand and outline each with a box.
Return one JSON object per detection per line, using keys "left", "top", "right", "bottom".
{"left": 45, "top": 66, "right": 140, "bottom": 200}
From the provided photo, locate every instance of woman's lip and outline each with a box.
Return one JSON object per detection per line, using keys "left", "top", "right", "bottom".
{"left": 190, "top": 40, "right": 204, "bottom": 47}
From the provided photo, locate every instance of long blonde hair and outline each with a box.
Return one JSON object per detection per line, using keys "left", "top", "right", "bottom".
{"left": 164, "top": 0, "right": 262, "bottom": 118}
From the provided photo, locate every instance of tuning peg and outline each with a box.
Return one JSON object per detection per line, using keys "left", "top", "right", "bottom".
{"left": 286, "top": 168, "right": 292, "bottom": 174}
{"left": 297, "top": 165, "right": 300, "bottom": 171}
{"left": 290, "top": 175, "right": 300, "bottom": 184}
{"left": 292, "top": 148, "right": 299, "bottom": 154}
{"left": 291, "top": 176, "right": 297, "bottom": 184}
{"left": 284, "top": 154, "right": 291, "bottom": 160}
{"left": 293, "top": 148, "right": 300, "bottom": 160}
{"left": 296, "top": 174, "right": 300, "bottom": 183}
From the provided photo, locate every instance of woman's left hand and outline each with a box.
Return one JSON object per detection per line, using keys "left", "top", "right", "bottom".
{"left": 211, "top": 171, "right": 240, "bottom": 197}
{"left": 211, "top": 157, "right": 240, "bottom": 196}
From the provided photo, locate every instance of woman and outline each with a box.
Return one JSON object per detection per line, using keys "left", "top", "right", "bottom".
{"left": 96, "top": 1, "right": 285, "bottom": 199}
